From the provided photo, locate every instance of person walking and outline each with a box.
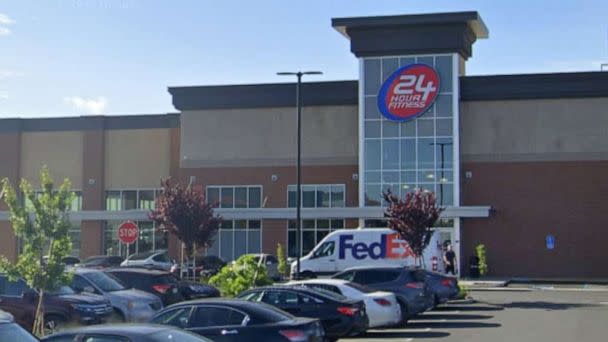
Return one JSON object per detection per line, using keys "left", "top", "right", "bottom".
{"left": 443, "top": 244, "right": 457, "bottom": 275}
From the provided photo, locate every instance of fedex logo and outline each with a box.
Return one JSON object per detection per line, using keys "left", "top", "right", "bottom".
{"left": 338, "top": 234, "right": 414, "bottom": 260}
{"left": 377, "top": 64, "right": 440, "bottom": 122}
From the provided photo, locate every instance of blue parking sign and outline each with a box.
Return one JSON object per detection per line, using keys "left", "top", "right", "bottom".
{"left": 546, "top": 235, "right": 555, "bottom": 250}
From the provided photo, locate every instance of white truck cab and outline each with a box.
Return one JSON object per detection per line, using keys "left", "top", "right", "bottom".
{"left": 291, "top": 228, "right": 444, "bottom": 277}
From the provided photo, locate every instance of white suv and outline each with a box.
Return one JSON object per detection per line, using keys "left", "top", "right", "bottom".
{"left": 120, "top": 250, "right": 174, "bottom": 271}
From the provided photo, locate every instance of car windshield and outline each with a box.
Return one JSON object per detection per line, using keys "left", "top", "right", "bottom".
{"left": 83, "top": 257, "right": 105, "bottom": 265}
{"left": 303, "top": 286, "right": 347, "bottom": 301}
{"left": 47, "top": 285, "right": 76, "bottom": 295}
{"left": 84, "top": 271, "right": 126, "bottom": 292}
{"left": 345, "top": 282, "right": 375, "bottom": 293}
{"left": 128, "top": 251, "right": 158, "bottom": 260}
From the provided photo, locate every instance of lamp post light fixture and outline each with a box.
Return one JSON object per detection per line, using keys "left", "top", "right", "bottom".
{"left": 277, "top": 70, "right": 323, "bottom": 279}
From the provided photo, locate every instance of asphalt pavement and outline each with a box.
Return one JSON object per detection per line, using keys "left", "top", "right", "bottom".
{"left": 342, "top": 287, "right": 608, "bottom": 342}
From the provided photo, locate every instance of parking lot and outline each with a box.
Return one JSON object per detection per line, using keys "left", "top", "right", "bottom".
{"left": 342, "top": 288, "right": 608, "bottom": 342}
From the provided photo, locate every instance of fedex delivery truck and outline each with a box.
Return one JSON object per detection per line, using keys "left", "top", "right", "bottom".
{"left": 291, "top": 228, "right": 444, "bottom": 277}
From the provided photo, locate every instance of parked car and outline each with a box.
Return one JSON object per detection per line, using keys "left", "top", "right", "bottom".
{"left": 176, "top": 255, "right": 227, "bottom": 278}
{"left": 41, "top": 324, "right": 212, "bottom": 342}
{"left": 80, "top": 255, "right": 124, "bottom": 269}
{"left": 291, "top": 228, "right": 443, "bottom": 278}
{"left": 0, "top": 274, "right": 113, "bottom": 333}
{"left": 41, "top": 256, "right": 80, "bottom": 266}
{"left": 249, "top": 253, "right": 281, "bottom": 280}
{"left": 120, "top": 250, "right": 175, "bottom": 271}
{"left": 177, "top": 279, "right": 220, "bottom": 300}
{"left": 150, "top": 298, "right": 324, "bottom": 342}
{"left": 412, "top": 267, "right": 459, "bottom": 304}
{"left": 238, "top": 285, "right": 368, "bottom": 340}
{"left": 332, "top": 266, "right": 435, "bottom": 319}
{"left": 288, "top": 278, "right": 402, "bottom": 328}
{"left": 106, "top": 268, "right": 184, "bottom": 305}
{"left": 0, "top": 310, "right": 39, "bottom": 342}
{"left": 69, "top": 268, "right": 163, "bottom": 322}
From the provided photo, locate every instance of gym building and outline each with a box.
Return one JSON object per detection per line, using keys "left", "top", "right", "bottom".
{"left": 1, "top": 12, "right": 607, "bottom": 279}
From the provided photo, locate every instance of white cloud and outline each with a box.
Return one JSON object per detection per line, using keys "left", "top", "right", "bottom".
{"left": 63, "top": 96, "right": 108, "bottom": 115}
{"left": 0, "top": 13, "right": 15, "bottom": 25}
{"left": 0, "top": 27, "right": 10, "bottom": 36}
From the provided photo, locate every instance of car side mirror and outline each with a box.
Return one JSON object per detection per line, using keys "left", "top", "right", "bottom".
{"left": 82, "top": 286, "right": 95, "bottom": 294}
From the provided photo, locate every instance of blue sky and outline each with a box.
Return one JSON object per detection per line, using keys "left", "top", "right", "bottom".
{"left": 0, "top": 0, "right": 607, "bottom": 117}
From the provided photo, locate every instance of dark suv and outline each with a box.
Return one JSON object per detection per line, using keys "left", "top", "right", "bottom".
{"left": 332, "top": 267, "right": 435, "bottom": 320}
{"left": 0, "top": 274, "right": 113, "bottom": 332}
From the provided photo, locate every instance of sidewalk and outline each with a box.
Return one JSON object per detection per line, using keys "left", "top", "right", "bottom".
{"left": 459, "top": 277, "right": 608, "bottom": 292}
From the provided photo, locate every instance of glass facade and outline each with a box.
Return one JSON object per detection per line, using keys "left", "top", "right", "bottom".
{"left": 206, "top": 185, "right": 263, "bottom": 261}
{"left": 105, "top": 189, "right": 160, "bottom": 211}
{"left": 362, "top": 55, "right": 456, "bottom": 207}
{"left": 287, "top": 184, "right": 346, "bottom": 257}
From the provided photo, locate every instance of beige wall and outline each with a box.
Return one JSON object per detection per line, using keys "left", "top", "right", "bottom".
{"left": 460, "top": 97, "right": 608, "bottom": 162}
{"left": 105, "top": 129, "right": 170, "bottom": 188}
{"left": 180, "top": 105, "right": 358, "bottom": 168}
{"left": 20, "top": 131, "right": 83, "bottom": 188}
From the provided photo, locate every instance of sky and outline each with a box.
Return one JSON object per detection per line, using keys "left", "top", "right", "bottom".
{"left": 0, "top": 0, "right": 607, "bottom": 117}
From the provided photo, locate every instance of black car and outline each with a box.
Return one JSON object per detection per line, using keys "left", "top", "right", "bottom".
{"left": 412, "top": 268, "right": 459, "bottom": 304}
{"left": 177, "top": 279, "right": 221, "bottom": 300}
{"left": 0, "top": 310, "right": 39, "bottom": 342}
{"left": 238, "top": 285, "right": 368, "bottom": 341}
{"left": 106, "top": 268, "right": 184, "bottom": 305}
{"left": 80, "top": 255, "right": 124, "bottom": 269}
{"left": 332, "top": 267, "right": 435, "bottom": 319}
{"left": 150, "top": 298, "right": 324, "bottom": 342}
{"left": 41, "top": 324, "right": 211, "bottom": 342}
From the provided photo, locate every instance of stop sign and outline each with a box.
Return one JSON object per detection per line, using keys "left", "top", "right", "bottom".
{"left": 117, "top": 221, "right": 139, "bottom": 245}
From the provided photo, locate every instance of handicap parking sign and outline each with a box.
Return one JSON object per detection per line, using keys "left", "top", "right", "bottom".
{"left": 546, "top": 235, "right": 555, "bottom": 250}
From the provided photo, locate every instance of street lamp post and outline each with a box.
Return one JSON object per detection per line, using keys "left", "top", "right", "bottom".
{"left": 277, "top": 71, "right": 322, "bottom": 279}
{"left": 430, "top": 142, "right": 453, "bottom": 205}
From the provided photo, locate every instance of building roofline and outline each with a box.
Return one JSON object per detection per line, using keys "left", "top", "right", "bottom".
{"left": 332, "top": 11, "right": 489, "bottom": 39}
{"left": 0, "top": 113, "right": 179, "bottom": 133}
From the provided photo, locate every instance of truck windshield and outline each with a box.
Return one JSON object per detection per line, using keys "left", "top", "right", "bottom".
{"left": 312, "top": 241, "right": 335, "bottom": 259}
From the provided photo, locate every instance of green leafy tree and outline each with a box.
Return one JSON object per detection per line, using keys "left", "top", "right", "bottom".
{"left": 150, "top": 178, "right": 221, "bottom": 280}
{"left": 476, "top": 244, "right": 488, "bottom": 276}
{"left": 276, "top": 243, "right": 287, "bottom": 279}
{"left": 209, "top": 255, "right": 272, "bottom": 297}
{"left": 0, "top": 167, "right": 74, "bottom": 336}
{"left": 383, "top": 188, "right": 444, "bottom": 267}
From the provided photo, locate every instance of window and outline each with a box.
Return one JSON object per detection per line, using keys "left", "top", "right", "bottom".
{"left": 205, "top": 185, "right": 263, "bottom": 261}
{"left": 333, "top": 271, "right": 355, "bottom": 282}
{"left": 355, "top": 270, "right": 401, "bottom": 285}
{"left": 262, "top": 290, "right": 298, "bottom": 305}
{"left": 0, "top": 278, "right": 27, "bottom": 296}
{"left": 105, "top": 189, "right": 160, "bottom": 211}
{"left": 362, "top": 56, "right": 456, "bottom": 208}
{"left": 238, "top": 291, "right": 264, "bottom": 302}
{"left": 71, "top": 275, "right": 94, "bottom": 293}
{"left": 306, "top": 283, "right": 342, "bottom": 295}
{"left": 151, "top": 307, "right": 192, "bottom": 328}
{"left": 190, "top": 306, "right": 246, "bottom": 327}
{"left": 24, "top": 190, "right": 82, "bottom": 211}
{"left": 287, "top": 184, "right": 346, "bottom": 257}
{"left": 312, "top": 241, "right": 335, "bottom": 259}
{"left": 83, "top": 335, "right": 129, "bottom": 342}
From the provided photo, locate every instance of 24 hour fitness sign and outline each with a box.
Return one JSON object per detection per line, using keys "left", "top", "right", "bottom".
{"left": 377, "top": 64, "right": 440, "bottom": 121}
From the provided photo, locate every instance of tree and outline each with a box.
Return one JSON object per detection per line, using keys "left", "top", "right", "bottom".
{"left": 0, "top": 166, "right": 74, "bottom": 336}
{"left": 209, "top": 255, "right": 272, "bottom": 297}
{"left": 383, "top": 188, "right": 444, "bottom": 267}
{"left": 276, "top": 243, "right": 287, "bottom": 279}
{"left": 150, "top": 178, "right": 221, "bottom": 279}
{"left": 476, "top": 244, "right": 488, "bottom": 276}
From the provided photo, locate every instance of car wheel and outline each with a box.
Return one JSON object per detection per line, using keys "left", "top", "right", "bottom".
{"left": 44, "top": 315, "right": 67, "bottom": 335}
{"left": 398, "top": 300, "right": 409, "bottom": 325}
{"left": 109, "top": 309, "right": 126, "bottom": 323}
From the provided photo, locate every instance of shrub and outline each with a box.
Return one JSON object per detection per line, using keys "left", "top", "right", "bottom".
{"left": 476, "top": 244, "right": 488, "bottom": 276}
{"left": 209, "top": 255, "right": 272, "bottom": 297}
{"left": 276, "top": 243, "right": 287, "bottom": 279}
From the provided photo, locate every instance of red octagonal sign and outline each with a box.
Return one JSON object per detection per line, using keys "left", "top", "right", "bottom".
{"left": 118, "top": 221, "right": 139, "bottom": 245}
